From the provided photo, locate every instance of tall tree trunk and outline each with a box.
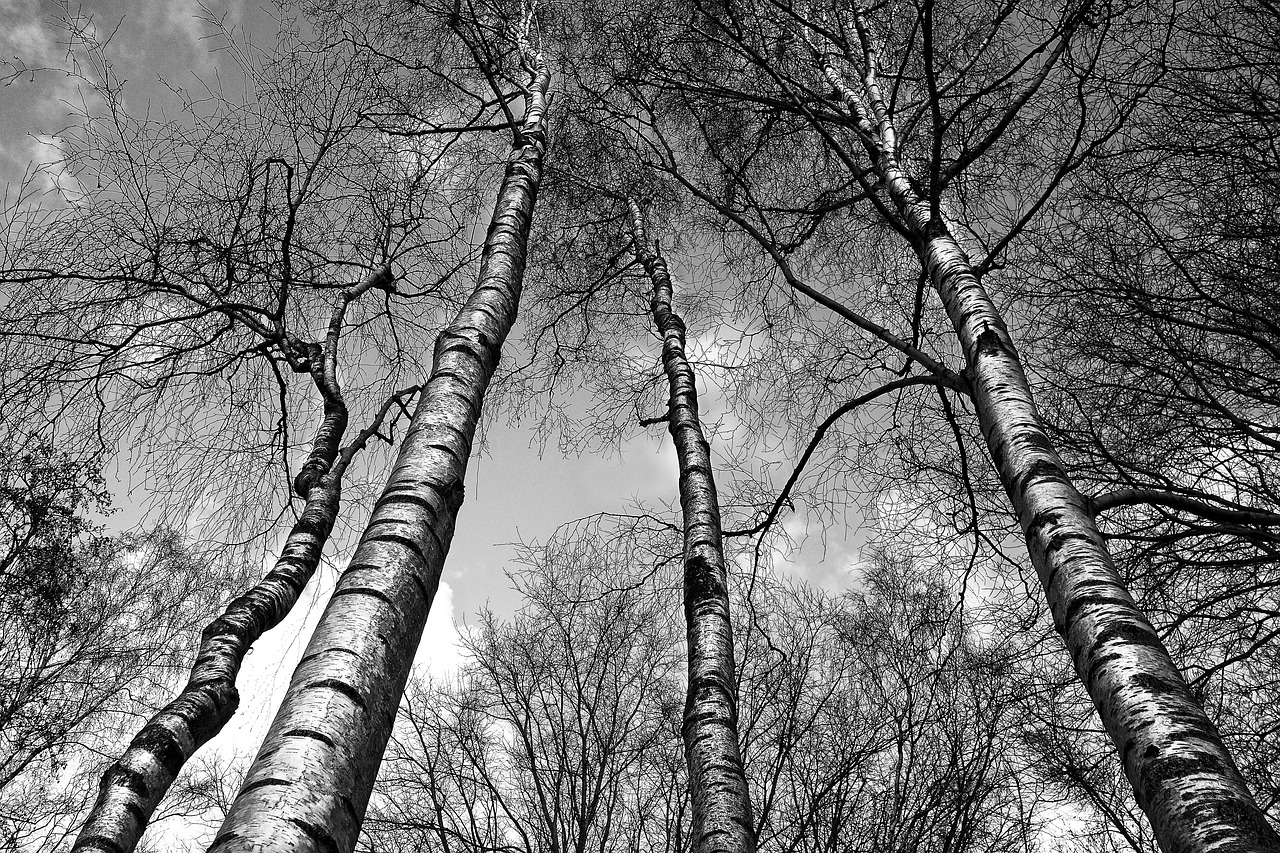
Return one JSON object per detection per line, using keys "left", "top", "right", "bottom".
{"left": 912, "top": 209, "right": 1279, "bottom": 853}
{"left": 821, "top": 34, "right": 1280, "bottom": 851}
{"left": 203, "top": 61, "right": 550, "bottom": 853}
{"left": 73, "top": 265, "right": 395, "bottom": 853}
{"left": 629, "top": 200, "right": 756, "bottom": 853}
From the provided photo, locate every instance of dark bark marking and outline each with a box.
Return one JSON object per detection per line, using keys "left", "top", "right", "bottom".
{"left": 331, "top": 586, "right": 396, "bottom": 608}
{"left": 75, "top": 838, "right": 126, "bottom": 853}
{"left": 685, "top": 554, "right": 726, "bottom": 603}
{"left": 1132, "top": 672, "right": 1185, "bottom": 697}
{"left": 372, "top": 491, "right": 441, "bottom": 520}
{"left": 1062, "top": 593, "right": 1134, "bottom": 630}
{"left": 974, "top": 326, "right": 1008, "bottom": 356}
{"left": 304, "top": 679, "right": 367, "bottom": 714}
{"left": 1018, "top": 429, "right": 1056, "bottom": 456}
{"left": 423, "top": 441, "right": 468, "bottom": 469}
{"left": 678, "top": 464, "right": 715, "bottom": 489}
{"left": 122, "top": 802, "right": 146, "bottom": 828}
{"left": 208, "top": 831, "right": 239, "bottom": 852}
{"left": 1017, "top": 458, "right": 1068, "bottom": 491}
{"left": 1201, "top": 798, "right": 1280, "bottom": 849}
{"left": 1043, "top": 530, "right": 1096, "bottom": 558}
{"left": 282, "top": 728, "right": 337, "bottom": 749}
{"left": 1085, "top": 650, "right": 1124, "bottom": 689}
{"left": 106, "top": 767, "right": 150, "bottom": 800}
{"left": 290, "top": 818, "right": 341, "bottom": 853}
{"left": 300, "top": 646, "right": 360, "bottom": 667}
{"left": 362, "top": 532, "right": 431, "bottom": 569}
{"left": 1096, "top": 621, "right": 1165, "bottom": 653}
{"left": 443, "top": 478, "right": 466, "bottom": 513}
{"left": 241, "top": 777, "right": 292, "bottom": 795}
{"left": 1139, "top": 752, "right": 1228, "bottom": 791}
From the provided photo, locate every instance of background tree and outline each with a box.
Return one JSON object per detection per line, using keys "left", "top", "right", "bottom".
{"left": 361, "top": 527, "right": 1047, "bottom": 853}
{"left": 366, "top": 532, "right": 683, "bottom": 853}
{"left": 0, "top": 447, "right": 229, "bottom": 852}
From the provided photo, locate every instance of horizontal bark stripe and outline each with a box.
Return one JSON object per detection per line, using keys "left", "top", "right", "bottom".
{"left": 281, "top": 729, "right": 337, "bottom": 749}
{"left": 330, "top": 587, "right": 396, "bottom": 608}
{"left": 302, "top": 679, "right": 367, "bottom": 714}
{"left": 358, "top": 531, "right": 436, "bottom": 569}
{"left": 241, "top": 778, "right": 291, "bottom": 795}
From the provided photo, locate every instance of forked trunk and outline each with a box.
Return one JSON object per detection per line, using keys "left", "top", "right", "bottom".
{"left": 630, "top": 200, "right": 756, "bottom": 853}
{"left": 203, "top": 62, "right": 549, "bottom": 853}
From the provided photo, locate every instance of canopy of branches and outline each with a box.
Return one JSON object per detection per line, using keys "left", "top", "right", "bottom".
{"left": 1, "top": 0, "right": 1278, "bottom": 850}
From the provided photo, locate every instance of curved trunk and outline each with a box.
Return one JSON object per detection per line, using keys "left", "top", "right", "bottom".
{"left": 203, "top": 63, "right": 549, "bottom": 853}
{"left": 629, "top": 201, "right": 756, "bottom": 853}
{"left": 73, "top": 263, "right": 396, "bottom": 853}
{"left": 294, "top": 266, "right": 395, "bottom": 498}
{"left": 72, "top": 481, "right": 342, "bottom": 853}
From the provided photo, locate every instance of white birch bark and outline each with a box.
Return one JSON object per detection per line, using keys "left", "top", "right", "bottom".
{"left": 73, "top": 265, "right": 394, "bottom": 853}
{"left": 629, "top": 200, "right": 756, "bottom": 853}
{"left": 201, "top": 62, "right": 550, "bottom": 853}
{"left": 819, "top": 31, "right": 1280, "bottom": 850}
{"left": 914, "top": 216, "right": 1280, "bottom": 853}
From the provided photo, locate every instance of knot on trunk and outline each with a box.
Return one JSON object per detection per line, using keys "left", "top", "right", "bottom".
{"left": 293, "top": 460, "right": 330, "bottom": 498}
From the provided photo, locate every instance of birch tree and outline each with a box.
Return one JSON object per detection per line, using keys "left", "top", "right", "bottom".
{"left": 72, "top": 265, "right": 412, "bottom": 853}
{"left": 802, "top": 26, "right": 1265, "bottom": 852}
{"left": 202, "top": 27, "right": 551, "bottom": 853}
{"left": 631, "top": 199, "right": 756, "bottom": 853}
{"left": 999, "top": 0, "right": 1280, "bottom": 845}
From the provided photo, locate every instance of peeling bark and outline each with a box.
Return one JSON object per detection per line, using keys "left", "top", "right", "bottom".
{"left": 202, "top": 61, "right": 550, "bottom": 853}
{"left": 820, "top": 32, "right": 1280, "bottom": 851}
{"left": 629, "top": 200, "right": 756, "bottom": 853}
{"left": 73, "top": 265, "right": 397, "bottom": 853}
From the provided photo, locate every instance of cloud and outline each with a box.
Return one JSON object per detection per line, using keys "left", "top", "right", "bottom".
{"left": 412, "top": 579, "right": 466, "bottom": 678}
{"left": 0, "top": 0, "right": 56, "bottom": 64}
{"left": 28, "top": 134, "right": 85, "bottom": 201}
{"left": 142, "top": 0, "right": 212, "bottom": 62}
